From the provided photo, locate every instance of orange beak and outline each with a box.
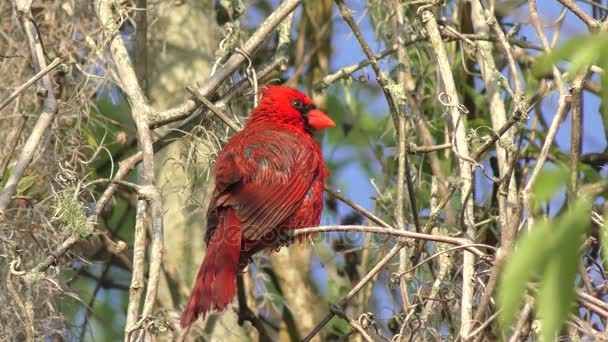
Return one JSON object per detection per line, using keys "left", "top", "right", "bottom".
{"left": 307, "top": 109, "right": 336, "bottom": 130}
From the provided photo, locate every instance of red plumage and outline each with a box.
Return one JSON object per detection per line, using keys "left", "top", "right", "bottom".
{"left": 181, "top": 85, "right": 335, "bottom": 327}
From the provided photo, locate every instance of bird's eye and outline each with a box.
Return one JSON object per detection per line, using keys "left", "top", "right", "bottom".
{"left": 291, "top": 99, "right": 304, "bottom": 110}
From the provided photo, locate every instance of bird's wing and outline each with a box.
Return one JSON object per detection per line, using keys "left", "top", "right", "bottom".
{"left": 209, "top": 128, "right": 320, "bottom": 241}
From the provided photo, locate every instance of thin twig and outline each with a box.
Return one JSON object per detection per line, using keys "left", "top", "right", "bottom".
{"left": 314, "top": 38, "right": 419, "bottom": 90}
{"left": 0, "top": 57, "right": 61, "bottom": 112}
{"left": 334, "top": 0, "right": 400, "bottom": 126}
{"left": 289, "top": 226, "right": 489, "bottom": 259}
{"left": 576, "top": 290, "right": 608, "bottom": 317}
{"left": 185, "top": 87, "right": 242, "bottom": 132}
{"left": 465, "top": 311, "right": 500, "bottom": 341}
{"left": 508, "top": 299, "right": 533, "bottom": 342}
{"left": 325, "top": 185, "right": 392, "bottom": 228}
{"left": 236, "top": 275, "right": 273, "bottom": 341}
{"left": 94, "top": 151, "right": 142, "bottom": 216}
{"left": 28, "top": 235, "right": 81, "bottom": 274}
{"left": 409, "top": 143, "right": 452, "bottom": 153}
{"left": 81, "top": 178, "right": 142, "bottom": 192}
{"left": 79, "top": 263, "right": 112, "bottom": 340}
{"left": 521, "top": 0, "right": 570, "bottom": 230}
{"left": 0, "top": 113, "right": 29, "bottom": 180}
{"left": 336, "top": 310, "right": 376, "bottom": 342}
{"left": 301, "top": 244, "right": 403, "bottom": 342}
{"left": 134, "top": 0, "right": 148, "bottom": 96}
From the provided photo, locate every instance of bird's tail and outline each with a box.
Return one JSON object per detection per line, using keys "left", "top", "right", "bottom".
{"left": 181, "top": 210, "right": 241, "bottom": 327}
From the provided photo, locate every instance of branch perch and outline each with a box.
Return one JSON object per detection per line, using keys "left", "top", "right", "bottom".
{"left": 95, "top": 1, "right": 164, "bottom": 339}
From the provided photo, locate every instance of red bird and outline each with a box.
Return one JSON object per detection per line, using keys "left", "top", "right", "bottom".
{"left": 181, "top": 85, "right": 335, "bottom": 327}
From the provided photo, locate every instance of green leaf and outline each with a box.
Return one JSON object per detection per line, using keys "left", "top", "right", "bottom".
{"left": 601, "top": 212, "right": 608, "bottom": 277}
{"left": 536, "top": 198, "right": 591, "bottom": 341}
{"left": 536, "top": 254, "right": 577, "bottom": 342}
{"left": 530, "top": 33, "right": 608, "bottom": 142}
{"left": 17, "top": 174, "right": 41, "bottom": 195}
{"left": 531, "top": 166, "right": 569, "bottom": 210}
{"left": 498, "top": 198, "right": 591, "bottom": 336}
{"left": 498, "top": 219, "right": 553, "bottom": 330}
{"left": 524, "top": 69, "right": 540, "bottom": 98}
{"left": 1, "top": 165, "right": 12, "bottom": 187}
{"left": 532, "top": 34, "right": 608, "bottom": 78}
{"left": 600, "top": 49, "right": 608, "bottom": 140}
{"left": 579, "top": 162, "right": 601, "bottom": 183}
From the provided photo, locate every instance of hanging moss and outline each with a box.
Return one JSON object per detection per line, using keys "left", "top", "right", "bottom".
{"left": 52, "top": 192, "right": 94, "bottom": 238}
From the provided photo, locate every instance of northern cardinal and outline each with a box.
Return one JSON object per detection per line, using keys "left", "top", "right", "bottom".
{"left": 181, "top": 85, "right": 335, "bottom": 327}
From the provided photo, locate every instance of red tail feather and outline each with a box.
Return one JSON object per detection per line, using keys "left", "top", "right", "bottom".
{"left": 181, "top": 210, "right": 241, "bottom": 327}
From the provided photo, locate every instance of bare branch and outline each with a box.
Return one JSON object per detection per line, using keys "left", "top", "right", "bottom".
{"left": 185, "top": 87, "right": 242, "bottom": 132}
{"left": 302, "top": 244, "right": 403, "bottom": 342}
{"left": 95, "top": 0, "right": 164, "bottom": 338}
{"left": 558, "top": 0, "right": 600, "bottom": 30}
{"left": 419, "top": 7, "right": 476, "bottom": 337}
{"left": 125, "top": 200, "right": 147, "bottom": 340}
{"left": 0, "top": 3, "right": 59, "bottom": 214}
{"left": 290, "top": 226, "right": 489, "bottom": 259}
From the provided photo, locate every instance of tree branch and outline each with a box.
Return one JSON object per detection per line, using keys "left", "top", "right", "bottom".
{"left": 0, "top": 3, "right": 59, "bottom": 214}
{"left": 95, "top": 1, "right": 163, "bottom": 339}
{"left": 146, "top": 0, "right": 305, "bottom": 129}
{"left": 419, "top": 6, "right": 477, "bottom": 337}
